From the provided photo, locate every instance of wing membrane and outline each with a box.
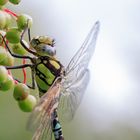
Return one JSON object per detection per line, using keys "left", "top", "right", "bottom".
{"left": 27, "top": 80, "right": 61, "bottom": 140}
{"left": 59, "top": 70, "right": 90, "bottom": 121}
{"left": 58, "top": 21, "right": 100, "bottom": 121}
{"left": 65, "top": 21, "right": 100, "bottom": 75}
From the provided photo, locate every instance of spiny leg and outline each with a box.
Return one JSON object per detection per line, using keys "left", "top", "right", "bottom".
{"left": 28, "top": 28, "right": 31, "bottom": 42}
{"left": 30, "top": 68, "right": 36, "bottom": 89}
{"left": 6, "top": 64, "right": 32, "bottom": 70}
{"left": 13, "top": 68, "right": 35, "bottom": 89}
{"left": 0, "top": 34, "right": 33, "bottom": 61}
{"left": 6, "top": 64, "right": 35, "bottom": 89}
{"left": 20, "top": 21, "right": 37, "bottom": 56}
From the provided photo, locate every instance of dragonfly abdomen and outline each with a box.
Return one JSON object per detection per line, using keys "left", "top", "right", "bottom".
{"left": 52, "top": 109, "right": 64, "bottom": 140}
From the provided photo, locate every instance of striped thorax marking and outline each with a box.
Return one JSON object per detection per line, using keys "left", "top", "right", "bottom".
{"left": 34, "top": 56, "right": 63, "bottom": 95}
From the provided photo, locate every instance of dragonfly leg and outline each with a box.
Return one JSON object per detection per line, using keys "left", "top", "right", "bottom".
{"left": 5, "top": 64, "right": 32, "bottom": 69}
{"left": 30, "top": 68, "right": 36, "bottom": 89}
{"left": 27, "top": 26, "right": 31, "bottom": 42}
{"left": 6, "top": 64, "right": 35, "bottom": 89}
{"left": 0, "top": 34, "right": 33, "bottom": 60}
{"left": 14, "top": 78, "right": 35, "bottom": 89}
{"left": 20, "top": 21, "right": 37, "bottom": 56}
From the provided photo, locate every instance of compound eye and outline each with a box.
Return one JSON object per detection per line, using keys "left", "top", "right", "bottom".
{"left": 31, "top": 38, "right": 41, "bottom": 47}
{"left": 30, "top": 39, "right": 36, "bottom": 47}
{"left": 35, "top": 39, "right": 40, "bottom": 45}
{"left": 41, "top": 45, "right": 56, "bottom": 56}
{"left": 42, "top": 47, "right": 46, "bottom": 52}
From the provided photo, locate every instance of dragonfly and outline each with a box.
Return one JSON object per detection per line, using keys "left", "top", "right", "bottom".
{"left": 1, "top": 21, "right": 100, "bottom": 140}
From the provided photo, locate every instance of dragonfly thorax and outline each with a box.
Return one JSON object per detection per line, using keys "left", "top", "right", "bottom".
{"left": 34, "top": 56, "right": 64, "bottom": 97}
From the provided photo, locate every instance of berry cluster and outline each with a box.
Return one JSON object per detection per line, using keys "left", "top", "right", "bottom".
{"left": 0, "top": 0, "right": 37, "bottom": 112}
{"left": 0, "top": 0, "right": 21, "bottom": 5}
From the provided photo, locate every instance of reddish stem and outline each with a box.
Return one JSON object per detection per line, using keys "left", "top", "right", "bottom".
{"left": 22, "top": 59, "right": 27, "bottom": 84}
{"left": 2, "top": 8, "right": 27, "bottom": 85}
{"left": 5, "top": 40, "right": 19, "bottom": 84}
{"left": 3, "top": 8, "right": 18, "bottom": 18}
{"left": 8, "top": 70, "right": 18, "bottom": 84}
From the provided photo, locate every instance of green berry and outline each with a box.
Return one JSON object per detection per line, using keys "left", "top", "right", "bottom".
{"left": 0, "top": 66, "right": 8, "bottom": 83}
{"left": 4, "top": 11, "right": 12, "bottom": 28}
{"left": 18, "top": 95, "right": 37, "bottom": 112}
{"left": 11, "top": 41, "right": 28, "bottom": 55}
{"left": 7, "top": 52, "right": 14, "bottom": 66}
{"left": 0, "top": 10, "right": 6, "bottom": 29}
{"left": 0, "top": 5, "right": 4, "bottom": 8}
{"left": 0, "top": 47, "right": 7, "bottom": 63}
{"left": 13, "top": 83, "right": 30, "bottom": 101}
{"left": 17, "top": 14, "right": 33, "bottom": 30}
{"left": 0, "top": 0, "right": 8, "bottom": 6}
{"left": 9, "top": 0, "right": 21, "bottom": 5}
{"left": 0, "top": 75, "right": 14, "bottom": 91}
{"left": 0, "top": 52, "right": 14, "bottom": 66}
{"left": 6, "top": 28, "right": 21, "bottom": 44}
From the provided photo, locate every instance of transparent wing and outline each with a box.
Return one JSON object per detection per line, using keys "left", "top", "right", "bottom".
{"left": 58, "top": 69, "right": 90, "bottom": 121}
{"left": 58, "top": 21, "right": 100, "bottom": 121}
{"left": 65, "top": 21, "right": 100, "bottom": 75}
{"left": 27, "top": 80, "right": 61, "bottom": 140}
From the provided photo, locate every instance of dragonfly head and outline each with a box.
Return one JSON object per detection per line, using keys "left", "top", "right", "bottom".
{"left": 30, "top": 36, "right": 56, "bottom": 56}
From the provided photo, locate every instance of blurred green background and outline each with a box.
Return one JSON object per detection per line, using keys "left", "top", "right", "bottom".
{"left": 1, "top": 0, "right": 140, "bottom": 140}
